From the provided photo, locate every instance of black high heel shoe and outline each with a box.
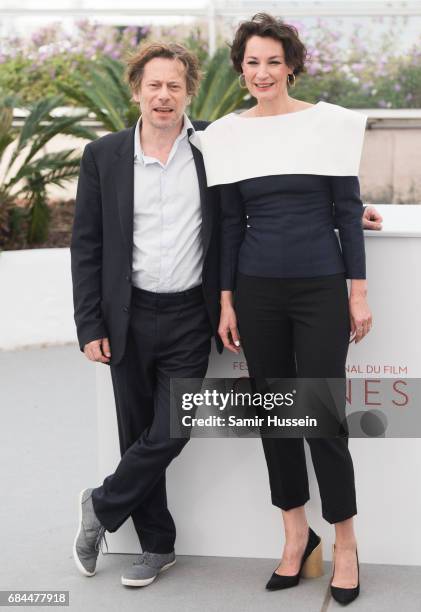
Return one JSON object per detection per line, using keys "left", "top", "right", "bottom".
{"left": 266, "top": 527, "right": 323, "bottom": 590}
{"left": 330, "top": 544, "right": 360, "bottom": 605}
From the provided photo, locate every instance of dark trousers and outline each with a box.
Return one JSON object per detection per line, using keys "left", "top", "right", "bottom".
{"left": 91, "top": 284, "right": 211, "bottom": 553}
{"left": 235, "top": 272, "right": 357, "bottom": 524}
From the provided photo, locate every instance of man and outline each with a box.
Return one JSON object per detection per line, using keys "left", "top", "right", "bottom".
{"left": 71, "top": 41, "right": 382, "bottom": 588}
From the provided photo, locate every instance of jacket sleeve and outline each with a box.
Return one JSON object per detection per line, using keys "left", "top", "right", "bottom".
{"left": 70, "top": 144, "right": 107, "bottom": 352}
{"left": 219, "top": 182, "right": 246, "bottom": 290}
{"left": 333, "top": 205, "right": 366, "bottom": 229}
{"left": 330, "top": 175, "right": 366, "bottom": 279}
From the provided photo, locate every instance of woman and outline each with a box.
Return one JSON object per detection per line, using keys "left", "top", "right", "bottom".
{"left": 194, "top": 13, "right": 372, "bottom": 606}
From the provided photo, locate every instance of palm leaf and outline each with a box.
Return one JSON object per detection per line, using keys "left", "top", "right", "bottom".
{"left": 7, "top": 149, "right": 78, "bottom": 189}
{"left": 99, "top": 56, "right": 131, "bottom": 104}
{"left": 24, "top": 113, "right": 90, "bottom": 163}
{"left": 0, "top": 106, "right": 15, "bottom": 158}
{"left": 98, "top": 57, "right": 138, "bottom": 126}
{"left": 41, "top": 160, "right": 81, "bottom": 189}
{"left": 57, "top": 59, "right": 130, "bottom": 131}
{"left": 190, "top": 48, "right": 250, "bottom": 120}
{"left": 59, "top": 123, "right": 98, "bottom": 142}
{"left": 2, "top": 95, "right": 92, "bottom": 245}
{"left": 27, "top": 191, "right": 50, "bottom": 244}
{"left": 15, "top": 96, "right": 65, "bottom": 154}
{"left": 208, "top": 78, "right": 250, "bottom": 120}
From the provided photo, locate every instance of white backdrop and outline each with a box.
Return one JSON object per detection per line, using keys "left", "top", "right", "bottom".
{"left": 1, "top": 207, "right": 419, "bottom": 564}
{"left": 97, "top": 206, "right": 421, "bottom": 565}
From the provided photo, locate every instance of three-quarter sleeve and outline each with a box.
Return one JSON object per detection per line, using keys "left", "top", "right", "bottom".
{"left": 219, "top": 182, "right": 246, "bottom": 290}
{"left": 330, "top": 175, "right": 366, "bottom": 279}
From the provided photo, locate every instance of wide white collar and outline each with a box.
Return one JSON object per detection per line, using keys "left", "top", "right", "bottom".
{"left": 190, "top": 101, "right": 368, "bottom": 186}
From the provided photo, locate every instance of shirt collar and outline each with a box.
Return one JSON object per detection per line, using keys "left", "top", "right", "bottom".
{"left": 134, "top": 113, "right": 195, "bottom": 163}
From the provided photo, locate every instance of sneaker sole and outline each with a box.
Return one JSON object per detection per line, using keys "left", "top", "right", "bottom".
{"left": 121, "top": 559, "right": 176, "bottom": 587}
{"left": 72, "top": 488, "right": 96, "bottom": 577}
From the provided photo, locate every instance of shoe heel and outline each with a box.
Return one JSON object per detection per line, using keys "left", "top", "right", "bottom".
{"left": 301, "top": 541, "right": 324, "bottom": 578}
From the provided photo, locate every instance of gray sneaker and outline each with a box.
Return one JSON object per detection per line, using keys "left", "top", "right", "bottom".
{"left": 73, "top": 488, "right": 108, "bottom": 577}
{"left": 121, "top": 551, "right": 176, "bottom": 587}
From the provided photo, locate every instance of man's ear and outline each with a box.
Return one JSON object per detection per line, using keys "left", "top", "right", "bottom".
{"left": 131, "top": 87, "right": 141, "bottom": 104}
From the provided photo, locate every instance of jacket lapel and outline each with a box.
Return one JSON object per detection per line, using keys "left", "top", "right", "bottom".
{"left": 189, "top": 133, "right": 213, "bottom": 257}
{"left": 114, "top": 125, "right": 136, "bottom": 269}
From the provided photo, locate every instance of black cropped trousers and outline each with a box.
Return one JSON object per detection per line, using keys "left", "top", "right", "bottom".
{"left": 235, "top": 272, "right": 357, "bottom": 524}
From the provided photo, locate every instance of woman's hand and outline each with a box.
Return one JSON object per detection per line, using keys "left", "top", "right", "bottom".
{"left": 349, "top": 281, "right": 372, "bottom": 343}
{"left": 362, "top": 206, "right": 383, "bottom": 230}
{"left": 219, "top": 291, "right": 241, "bottom": 354}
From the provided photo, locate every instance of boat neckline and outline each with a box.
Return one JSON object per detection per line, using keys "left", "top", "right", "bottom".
{"left": 230, "top": 101, "right": 324, "bottom": 119}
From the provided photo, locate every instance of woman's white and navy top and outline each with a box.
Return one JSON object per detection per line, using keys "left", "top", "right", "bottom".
{"left": 190, "top": 101, "right": 368, "bottom": 290}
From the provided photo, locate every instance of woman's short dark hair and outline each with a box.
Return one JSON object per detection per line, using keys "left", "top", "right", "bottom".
{"left": 230, "top": 13, "right": 308, "bottom": 78}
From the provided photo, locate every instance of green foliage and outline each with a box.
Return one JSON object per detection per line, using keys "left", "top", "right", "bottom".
{"left": 0, "top": 95, "right": 96, "bottom": 245}
{"left": 0, "top": 21, "right": 151, "bottom": 106}
{"left": 1, "top": 19, "right": 420, "bottom": 249}
{"left": 57, "top": 56, "right": 138, "bottom": 131}
{"left": 189, "top": 47, "right": 252, "bottom": 121}
{"left": 182, "top": 25, "right": 209, "bottom": 67}
{"left": 57, "top": 48, "right": 251, "bottom": 128}
{"left": 0, "top": 101, "right": 15, "bottom": 159}
{"left": 0, "top": 54, "right": 91, "bottom": 105}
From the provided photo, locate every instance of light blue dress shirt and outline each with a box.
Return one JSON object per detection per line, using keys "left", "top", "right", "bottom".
{"left": 132, "top": 114, "right": 203, "bottom": 292}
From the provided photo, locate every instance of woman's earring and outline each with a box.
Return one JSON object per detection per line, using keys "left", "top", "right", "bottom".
{"left": 238, "top": 73, "right": 248, "bottom": 89}
{"left": 287, "top": 73, "right": 296, "bottom": 88}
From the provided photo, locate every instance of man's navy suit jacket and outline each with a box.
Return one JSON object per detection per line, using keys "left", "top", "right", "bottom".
{"left": 70, "top": 120, "right": 223, "bottom": 367}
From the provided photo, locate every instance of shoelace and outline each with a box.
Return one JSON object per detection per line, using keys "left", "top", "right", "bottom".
{"left": 94, "top": 525, "right": 109, "bottom": 554}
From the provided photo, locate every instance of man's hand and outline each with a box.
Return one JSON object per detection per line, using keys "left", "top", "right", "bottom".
{"left": 84, "top": 337, "right": 111, "bottom": 364}
{"left": 363, "top": 206, "right": 383, "bottom": 230}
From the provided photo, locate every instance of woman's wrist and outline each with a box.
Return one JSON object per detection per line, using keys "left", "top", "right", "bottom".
{"left": 350, "top": 279, "right": 367, "bottom": 299}
{"left": 220, "top": 290, "right": 234, "bottom": 308}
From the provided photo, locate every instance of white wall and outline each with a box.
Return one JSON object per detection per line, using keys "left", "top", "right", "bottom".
{"left": 97, "top": 206, "right": 421, "bottom": 565}
{"left": 2, "top": 207, "right": 421, "bottom": 564}
{"left": 0, "top": 248, "right": 77, "bottom": 350}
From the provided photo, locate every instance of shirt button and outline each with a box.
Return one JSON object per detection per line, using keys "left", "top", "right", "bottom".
{"left": 123, "top": 306, "right": 129, "bottom": 313}
{"left": 125, "top": 274, "right": 131, "bottom": 281}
